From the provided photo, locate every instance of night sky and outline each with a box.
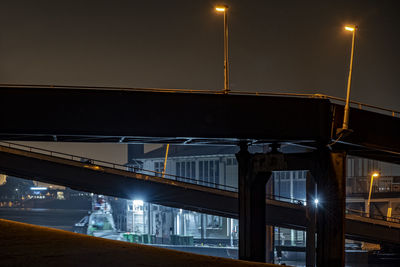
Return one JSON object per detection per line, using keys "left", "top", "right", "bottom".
{"left": 1, "top": 0, "right": 399, "bottom": 110}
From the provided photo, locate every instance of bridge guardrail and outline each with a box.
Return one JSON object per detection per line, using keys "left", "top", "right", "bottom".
{"left": 346, "top": 208, "right": 400, "bottom": 224}
{"left": 346, "top": 176, "right": 400, "bottom": 194}
{"left": 0, "top": 141, "right": 238, "bottom": 192}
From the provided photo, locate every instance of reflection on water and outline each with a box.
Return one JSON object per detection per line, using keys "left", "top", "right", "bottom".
{"left": 0, "top": 208, "right": 88, "bottom": 232}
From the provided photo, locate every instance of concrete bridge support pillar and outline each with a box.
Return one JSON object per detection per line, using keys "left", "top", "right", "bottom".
{"left": 265, "top": 225, "right": 275, "bottom": 263}
{"left": 236, "top": 143, "right": 270, "bottom": 262}
{"left": 236, "top": 146, "right": 346, "bottom": 265}
{"left": 266, "top": 172, "right": 275, "bottom": 263}
{"left": 306, "top": 172, "right": 316, "bottom": 267}
{"left": 314, "top": 150, "right": 346, "bottom": 267}
{"left": 236, "top": 143, "right": 284, "bottom": 263}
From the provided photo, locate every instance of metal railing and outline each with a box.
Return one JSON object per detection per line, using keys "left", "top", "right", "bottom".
{"left": 266, "top": 194, "right": 400, "bottom": 225}
{"left": 346, "top": 208, "right": 400, "bottom": 224}
{"left": 1, "top": 83, "right": 399, "bottom": 118}
{"left": 0, "top": 141, "right": 238, "bottom": 192}
{"left": 266, "top": 194, "right": 307, "bottom": 206}
{"left": 346, "top": 176, "right": 400, "bottom": 194}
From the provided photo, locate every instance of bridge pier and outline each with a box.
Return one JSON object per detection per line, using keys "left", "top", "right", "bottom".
{"left": 266, "top": 168, "right": 275, "bottom": 263}
{"left": 236, "top": 143, "right": 270, "bottom": 262}
{"left": 314, "top": 150, "right": 346, "bottom": 267}
{"left": 236, "top": 145, "right": 346, "bottom": 266}
{"left": 306, "top": 172, "right": 316, "bottom": 267}
{"left": 236, "top": 143, "right": 284, "bottom": 263}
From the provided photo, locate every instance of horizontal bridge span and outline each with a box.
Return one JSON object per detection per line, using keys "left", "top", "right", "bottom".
{"left": 1, "top": 86, "right": 400, "bottom": 161}
{"left": 0, "top": 144, "right": 399, "bottom": 245}
{"left": 0, "top": 87, "right": 331, "bottom": 144}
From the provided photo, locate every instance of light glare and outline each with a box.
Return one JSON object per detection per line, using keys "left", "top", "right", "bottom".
{"left": 215, "top": 7, "right": 226, "bottom": 12}
{"left": 30, "top": 187, "right": 47, "bottom": 190}
{"left": 133, "top": 200, "right": 144, "bottom": 206}
{"left": 83, "top": 164, "right": 102, "bottom": 171}
{"left": 314, "top": 199, "right": 319, "bottom": 205}
{"left": 372, "top": 172, "right": 380, "bottom": 177}
{"left": 345, "top": 26, "right": 355, "bottom": 32}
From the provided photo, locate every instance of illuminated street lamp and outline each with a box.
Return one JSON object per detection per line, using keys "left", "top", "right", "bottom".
{"left": 367, "top": 171, "right": 380, "bottom": 217}
{"left": 341, "top": 25, "right": 358, "bottom": 131}
{"left": 215, "top": 5, "right": 229, "bottom": 94}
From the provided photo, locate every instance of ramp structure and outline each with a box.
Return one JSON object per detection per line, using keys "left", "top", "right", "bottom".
{"left": 1, "top": 85, "right": 400, "bottom": 266}
{"left": 0, "top": 143, "right": 399, "bottom": 245}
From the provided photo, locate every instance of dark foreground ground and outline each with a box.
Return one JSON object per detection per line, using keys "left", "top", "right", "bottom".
{"left": 0, "top": 219, "right": 283, "bottom": 267}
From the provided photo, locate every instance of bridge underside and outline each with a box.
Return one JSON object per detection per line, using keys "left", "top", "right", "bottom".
{"left": 0, "top": 87, "right": 331, "bottom": 145}
{"left": 2, "top": 87, "right": 400, "bottom": 164}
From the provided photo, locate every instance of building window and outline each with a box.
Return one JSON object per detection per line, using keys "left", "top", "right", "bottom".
{"left": 154, "top": 162, "right": 164, "bottom": 177}
{"left": 274, "top": 170, "right": 306, "bottom": 202}
{"left": 176, "top": 161, "right": 196, "bottom": 183}
{"left": 226, "top": 158, "right": 237, "bottom": 166}
{"left": 206, "top": 215, "right": 222, "bottom": 229}
{"left": 199, "top": 161, "right": 203, "bottom": 178}
{"left": 199, "top": 160, "right": 219, "bottom": 187}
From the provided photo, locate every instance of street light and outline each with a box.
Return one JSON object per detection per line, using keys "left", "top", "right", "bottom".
{"left": 340, "top": 25, "right": 358, "bottom": 132}
{"left": 162, "top": 144, "right": 170, "bottom": 178}
{"left": 367, "top": 171, "right": 379, "bottom": 217}
{"left": 215, "top": 5, "right": 229, "bottom": 94}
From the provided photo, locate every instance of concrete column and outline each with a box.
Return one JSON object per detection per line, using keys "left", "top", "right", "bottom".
{"left": 236, "top": 143, "right": 273, "bottom": 262}
{"left": 314, "top": 151, "right": 346, "bottom": 267}
{"left": 266, "top": 225, "right": 275, "bottom": 263}
{"left": 306, "top": 172, "right": 316, "bottom": 267}
{"left": 201, "top": 213, "right": 206, "bottom": 243}
{"left": 236, "top": 143, "right": 252, "bottom": 260}
{"left": 266, "top": 171, "right": 275, "bottom": 263}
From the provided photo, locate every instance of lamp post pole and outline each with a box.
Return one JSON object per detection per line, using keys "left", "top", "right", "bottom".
{"left": 367, "top": 172, "right": 379, "bottom": 217}
{"left": 216, "top": 5, "right": 229, "bottom": 94}
{"left": 342, "top": 25, "right": 357, "bottom": 130}
{"left": 162, "top": 144, "right": 170, "bottom": 178}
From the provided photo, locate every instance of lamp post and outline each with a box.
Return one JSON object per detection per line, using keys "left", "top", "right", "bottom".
{"left": 367, "top": 172, "right": 379, "bottom": 217}
{"left": 215, "top": 5, "right": 229, "bottom": 94}
{"left": 162, "top": 144, "right": 169, "bottom": 178}
{"left": 341, "top": 25, "right": 358, "bottom": 131}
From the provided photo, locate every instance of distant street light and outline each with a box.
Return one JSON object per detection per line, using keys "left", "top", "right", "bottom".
{"left": 367, "top": 172, "right": 380, "bottom": 217}
{"left": 162, "top": 144, "right": 170, "bottom": 178}
{"left": 215, "top": 5, "right": 229, "bottom": 94}
{"left": 345, "top": 26, "right": 355, "bottom": 32}
{"left": 340, "top": 25, "right": 358, "bottom": 132}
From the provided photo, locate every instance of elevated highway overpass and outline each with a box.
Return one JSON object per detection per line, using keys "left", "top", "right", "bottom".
{"left": 0, "top": 85, "right": 399, "bottom": 161}
{"left": 1, "top": 85, "right": 400, "bottom": 266}
{"left": 0, "top": 143, "right": 399, "bottom": 246}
